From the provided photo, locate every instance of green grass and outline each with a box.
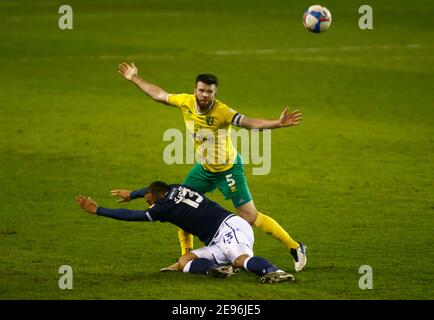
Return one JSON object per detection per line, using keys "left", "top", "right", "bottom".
{"left": 0, "top": 0, "right": 433, "bottom": 299}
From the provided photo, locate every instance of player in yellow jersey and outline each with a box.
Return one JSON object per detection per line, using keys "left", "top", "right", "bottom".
{"left": 117, "top": 62, "right": 307, "bottom": 272}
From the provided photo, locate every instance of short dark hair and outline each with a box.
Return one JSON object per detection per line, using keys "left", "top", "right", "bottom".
{"left": 195, "top": 74, "right": 218, "bottom": 86}
{"left": 146, "top": 181, "right": 169, "bottom": 197}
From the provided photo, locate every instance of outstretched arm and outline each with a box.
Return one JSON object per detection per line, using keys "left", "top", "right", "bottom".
{"left": 118, "top": 62, "right": 171, "bottom": 105}
{"left": 240, "top": 108, "right": 302, "bottom": 129}
{"left": 110, "top": 188, "right": 147, "bottom": 203}
{"left": 75, "top": 195, "right": 150, "bottom": 221}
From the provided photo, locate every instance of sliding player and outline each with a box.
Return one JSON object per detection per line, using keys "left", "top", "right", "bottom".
{"left": 76, "top": 182, "right": 295, "bottom": 283}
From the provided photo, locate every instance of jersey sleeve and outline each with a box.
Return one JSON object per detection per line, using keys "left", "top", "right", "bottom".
{"left": 167, "top": 93, "right": 190, "bottom": 108}
{"left": 96, "top": 207, "right": 151, "bottom": 221}
{"left": 96, "top": 203, "right": 166, "bottom": 222}
{"left": 221, "top": 104, "right": 244, "bottom": 127}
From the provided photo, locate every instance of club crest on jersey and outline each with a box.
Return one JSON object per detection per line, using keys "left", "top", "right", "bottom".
{"left": 206, "top": 116, "right": 215, "bottom": 126}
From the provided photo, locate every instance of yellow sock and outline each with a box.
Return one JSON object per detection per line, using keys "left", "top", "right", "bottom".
{"left": 254, "top": 212, "right": 299, "bottom": 250}
{"left": 177, "top": 228, "right": 193, "bottom": 255}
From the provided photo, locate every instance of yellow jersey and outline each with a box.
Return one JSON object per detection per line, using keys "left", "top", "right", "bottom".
{"left": 167, "top": 93, "right": 244, "bottom": 173}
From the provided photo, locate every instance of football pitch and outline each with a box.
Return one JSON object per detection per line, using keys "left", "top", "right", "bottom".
{"left": 0, "top": 0, "right": 433, "bottom": 300}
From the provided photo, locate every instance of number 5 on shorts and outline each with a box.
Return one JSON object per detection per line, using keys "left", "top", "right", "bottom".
{"left": 226, "top": 174, "right": 235, "bottom": 187}
{"left": 226, "top": 174, "right": 237, "bottom": 193}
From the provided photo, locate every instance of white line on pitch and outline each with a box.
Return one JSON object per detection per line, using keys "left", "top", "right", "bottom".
{"left": 212, "top": 44, "right": 425, "bottom": 56}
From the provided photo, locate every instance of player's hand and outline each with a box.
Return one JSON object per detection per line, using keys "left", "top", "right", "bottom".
{"left": 160, "top": 262, "right": 181, "bottom": 272}
{"left": 110, "top": 189, "right": 131, "bottom": 203}
{"left": 118, "top": 62, "right": 138, "bottom": 80}
{"left": 75, "top": 195, "right": 98, "bottom": 214}
{"left": 279, "top": 108, "right": 302, "bottom": 127}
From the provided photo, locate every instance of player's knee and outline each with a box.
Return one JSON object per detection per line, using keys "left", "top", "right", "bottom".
{"left": 236, "top": 202, "right": 258, "bottom": 225}
{"left": 233, "top": 254, "right": 250, "bottom": 269}
{"left": 178, "top": 252, "right": 198, "bottom": 270}
{"left": 237, "top": 209, "right": 257, "bottom": 225}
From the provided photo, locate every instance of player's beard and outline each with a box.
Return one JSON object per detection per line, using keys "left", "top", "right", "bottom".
{"left": 196, "top": 97, "right": 213, "bottom": 111}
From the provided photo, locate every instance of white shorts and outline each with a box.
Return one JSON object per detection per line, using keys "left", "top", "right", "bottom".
{"left": 191, "top": 215, "right": 254, "bottom": 265}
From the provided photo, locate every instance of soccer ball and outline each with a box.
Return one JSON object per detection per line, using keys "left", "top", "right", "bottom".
{"left": 303, "top": 5, "right": 332, "bottom": 33}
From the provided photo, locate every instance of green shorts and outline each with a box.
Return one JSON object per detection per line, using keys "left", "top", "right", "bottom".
{"left": 183, "top": 154, "right": 253, "bottom": 208}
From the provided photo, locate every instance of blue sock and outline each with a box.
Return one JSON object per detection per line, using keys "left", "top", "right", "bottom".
{"left": 245, "top": 257, "right": 278, "bottom": 276}
{"left": 187, "top": 258, "right": 218, "bottom": 275}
